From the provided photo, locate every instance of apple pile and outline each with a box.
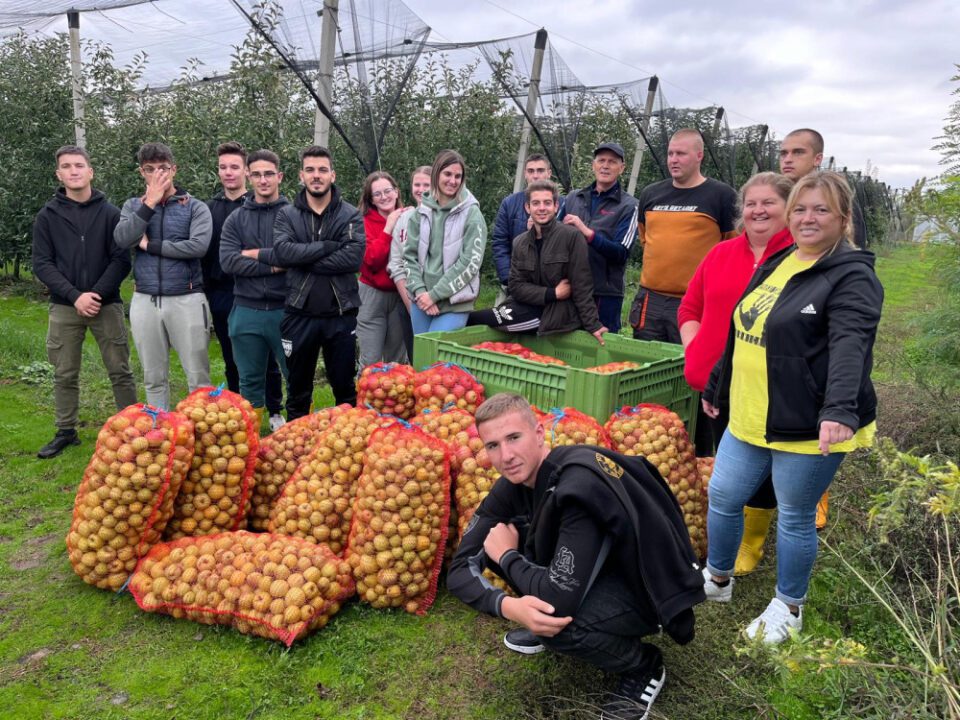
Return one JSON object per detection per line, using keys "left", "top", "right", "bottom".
{"left": 413, "top": 362, "right": 486, "bottom": 415}
{"left": 356, "top": 362, "right": 417, "bottom": 419}
{"left": 346, "top": 423, "right": 450, "bottom": 614}
{"left": 129, "top": 531, "right": 355, "bottom": 646}
{"left": 66, "top": 405, "right": 195, "bottom": 591}
{"left": 268, "top": 408, "right": 393, "bottom": 555}
{"left": 605, "top": 404, "right": 707, "bottom": 559}
{"left": 248, "top": 405, "right": 350, "bottom": 531}
{"left": 585, "top": 361, "right": 641, "bottom": 374}
{"left": 471, "top": 342, "right": 567, "bottom": 366}
{"left": 540, "top": 407, "right": 611, "bottom": 448}
{"left": 166, "top": 388, "right": 259, "bottom": 538}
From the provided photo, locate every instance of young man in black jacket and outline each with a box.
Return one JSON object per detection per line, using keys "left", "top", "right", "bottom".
{"left": 448, "top": 393, "right": 704, "bottom": 720}
{"left": 32, "top": 145, "right": 137, "bottom": 458}
{"left": 272, "top": 146, "right": 365, "bottom": 417}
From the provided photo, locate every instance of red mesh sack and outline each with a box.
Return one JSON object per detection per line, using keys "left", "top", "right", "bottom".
{"left": 166, "top": 387, "right": 260, "bottom": 538}
{"left": 346, "top": 422, "right": 451, "bottom": 614}
{"left": 356, "top": 362, "right": 417, "bottom": 419}
{"left": 268, "top": 408, "right": 395, "bottom": 554}
{"left": 605, "top": 404, "right": 706, "bottom": 559}
{"left": 248, "top": 405, "right": 351, "bottom": 531}
{"left": 540, "top": 407, "right": 612, "bottom": 449}
{"left": 66, "top": 404, "right": 195, "bottom": 591}
{"left": 452, "top": 425, "right": 501, "bottom": 542}
{"left": 129, "top": 531, "right": 355, "bottom": 646}
{"left": 697, "top": 456, "right": 715, "bottom": 501}
{"left": 412, "top": 362, "right": 485, "bottom": 415}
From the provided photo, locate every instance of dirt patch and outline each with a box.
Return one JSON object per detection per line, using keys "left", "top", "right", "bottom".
{"left": 10, "top": 532, "right": 58, "bottom": 570}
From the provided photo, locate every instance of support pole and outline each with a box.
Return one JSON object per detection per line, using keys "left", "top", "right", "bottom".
{"left": 313, "top": 0, "right": 339, "bottom": 147}
{"left": 512, "top": 29, "right": 547, "bottom": 194}
{"left": 751, "top": 124, "right": 768, "bottom": 174}
{"left": 626, "top": 76, "right": 658, "bottom": 196}
{"left": 67, "top": 11, "right": 86, "bottom": 149}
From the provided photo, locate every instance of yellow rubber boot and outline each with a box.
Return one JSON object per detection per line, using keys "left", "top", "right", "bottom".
{"left": 734, "top": 506, "right": 775, "bottom": 576}
{"left": 815, "top": 491, "right": 829, "bottom": 530}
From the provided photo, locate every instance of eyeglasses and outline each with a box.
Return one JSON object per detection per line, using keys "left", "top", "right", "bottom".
{"left": 141, "top": 165, "right": 172, "bottom": 174}
{"left": 250, "top": 171, "right": 278, "bottom": 180}
{"left": 371, "top": 188, "right": 396, "bottom": 199}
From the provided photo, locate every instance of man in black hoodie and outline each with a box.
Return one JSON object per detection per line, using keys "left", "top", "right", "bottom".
{"left": 448, "top": 393, "right": 704, "bottom": 720}
{"left": 273, "top": 146, "right": 365, "bottom": 416}
{"left": 32, "top": 145, "right": 137, "bottom": 458}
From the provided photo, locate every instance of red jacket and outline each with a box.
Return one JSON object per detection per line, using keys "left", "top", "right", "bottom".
{"left": 677, "top": 227, "right": 794, "bottom": 392}
{"left": 360, "top": 210, "right": 397, "bottom": 291}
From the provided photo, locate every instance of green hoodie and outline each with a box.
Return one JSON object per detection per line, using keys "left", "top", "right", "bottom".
{"left": 403, "top": 187, "right": 487, "bottom": 314}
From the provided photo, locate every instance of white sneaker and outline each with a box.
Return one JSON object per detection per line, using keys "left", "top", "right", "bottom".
{"left": 702, "top": 568, "right": 734, "bottom": 602}
{"left": 744, "top": 598, "right": 802, "bottom": 644}
{"left": 268, "top": 414, "right": 286, "bottom": 433}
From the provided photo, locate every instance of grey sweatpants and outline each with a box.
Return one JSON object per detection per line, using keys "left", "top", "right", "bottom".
{"left": 129, "top": 292, "right": 211, "bottom": 409}
{"left": 356, "top": 282, "right": 409, "bottom": 370}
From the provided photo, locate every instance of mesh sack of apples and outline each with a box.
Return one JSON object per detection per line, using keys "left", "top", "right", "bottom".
{"left": 605, "top": 404, "right": 707, "bottom": 559}
{"left": 268, "top": 408, "right": 395, "bottom": 554}
{"left": 66, "top": 404, "right": 195, "bottom": 591}
{"left": 356, "top": 362, "right": 417, "bottom": 419}
{"left": 129, "top": 531, "right": 355, "bottom": 646}
{"left": 346, "top": 422, "right": 451, "bottom": 614}
{"left": 540, "top": 407, "right": 612, "bottom": 448}
{"left": 413, "top": 362, "right": 485, "bottom": 415}
{"left": 165, "top": 387, "right": 259, "bottom": 539}
{"left": 248, "top": 405, "right": 350, "bottom": 531}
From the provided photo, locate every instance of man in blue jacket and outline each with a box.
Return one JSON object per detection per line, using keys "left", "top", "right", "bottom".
{"left": 32, "top": 145, "right": 137, "bottom": 458}
{"left": 114, "top": 142, "right": 213, "bottom": 410}
{"left": 562, "top": 143, "right": 639, "bottom": 333}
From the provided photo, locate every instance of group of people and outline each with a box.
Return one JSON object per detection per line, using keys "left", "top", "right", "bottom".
{"left": 33, "top": 126, "right": 881, "bottom": 720}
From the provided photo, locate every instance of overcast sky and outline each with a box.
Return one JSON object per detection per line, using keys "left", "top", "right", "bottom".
{"left": 405, "top": 0, "right": 959, "bottom": 190}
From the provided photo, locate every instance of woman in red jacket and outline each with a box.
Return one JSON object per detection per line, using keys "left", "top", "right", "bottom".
{"left": 357, "top": 171, "right": 412, "bottom": 368}
{"left": 678, "top": 172, "right": 794, "bottom": 574}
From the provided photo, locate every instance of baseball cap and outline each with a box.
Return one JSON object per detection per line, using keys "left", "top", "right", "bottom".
{"left": 593, "top": 142, "right": 625, "bottom": 160}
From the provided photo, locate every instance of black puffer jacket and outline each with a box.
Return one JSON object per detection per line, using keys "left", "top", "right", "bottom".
{"left": 271, "top": 186, "right": 365, "bottom": 315}
{"left": 219, "top": 195, "right": 290, "bottom": 311}
{"left": 705, "top": 244, "right": 883, "bottom": 441}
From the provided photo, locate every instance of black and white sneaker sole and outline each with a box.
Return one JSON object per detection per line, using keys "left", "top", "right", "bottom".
{"left": 502, "top": 635, "right": 546, "bottom": 655}
{"left": 636, "top": 667, "right": 666, "bottom": 719}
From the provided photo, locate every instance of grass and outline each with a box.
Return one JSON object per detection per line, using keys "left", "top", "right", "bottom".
{"left": 0, "top": 244, "right": 953, "bottom": 719}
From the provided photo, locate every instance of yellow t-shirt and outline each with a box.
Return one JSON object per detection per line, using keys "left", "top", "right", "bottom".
{"left": 728, "top": 251, "right": 876, "bottom": 454}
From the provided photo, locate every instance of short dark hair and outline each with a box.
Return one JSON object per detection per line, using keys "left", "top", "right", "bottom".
{"left": 55, "top": 145, "right": 90, "bottom": 164}
{"left": 524, "top": 179, "right": 559, "bottom": 204}
{"left": 217, "top": 141, "right": 246, "bottom": 160}
{"left": 300, "top": 145, "right": 333, "bottom": 167}
{"left": 785, "top": 128, "right": 825, "bottom": 156}
{"left": 137, "top": 142, "right": 174, "bottom": 166}
{"left": 525, "top": 153, "right": 550, "bottom": 169}
{"left": 246, "top": 149, "right": 280, "bottom": 169}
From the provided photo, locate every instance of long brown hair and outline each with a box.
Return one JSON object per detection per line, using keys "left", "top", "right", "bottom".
{"left": 358, "top": 170, "right": 402, "bottom": 215}
{"left": 430, "top": 150, "right": 466, "bottom": 203}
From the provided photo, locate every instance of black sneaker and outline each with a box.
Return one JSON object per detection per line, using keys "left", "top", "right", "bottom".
{"left": 601, "top": 660, "right": 666, "bottom": 720}
{"left": 503, "top": 628, "right": 545, "bottom": 655}
{"left": 37, "top": 429, "right": 80, "bottom": 459}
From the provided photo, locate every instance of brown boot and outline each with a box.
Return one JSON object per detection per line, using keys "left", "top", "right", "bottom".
{"left": 734, "top": 506, "right": 775, "bottom": 576}
{"left": 816, "top": 492, "right": 829, "bottom": 530}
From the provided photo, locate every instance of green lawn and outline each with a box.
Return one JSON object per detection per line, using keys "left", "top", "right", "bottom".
{"left": 0, "top": 243, "right": 952, "bottom": 719}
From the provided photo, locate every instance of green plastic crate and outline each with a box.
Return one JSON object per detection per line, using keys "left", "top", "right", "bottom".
{"left": 412, "top": 326, "right": 698, "bottom": 433}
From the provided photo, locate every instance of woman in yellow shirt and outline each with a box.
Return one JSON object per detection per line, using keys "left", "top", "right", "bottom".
{"left": 700, "top": 172, "right": 883, "bottom": 644}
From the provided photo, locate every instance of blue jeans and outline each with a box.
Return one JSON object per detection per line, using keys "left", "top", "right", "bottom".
{"left": 706, "top": 430, "right": 845, "bottom": 606}
{"left": 409, "top": 304, "right": 469, "bottom": 335}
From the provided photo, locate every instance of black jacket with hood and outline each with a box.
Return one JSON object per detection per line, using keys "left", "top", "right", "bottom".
{"left": 448, "top": 444, "right": 705, "bottom": 644}
{"left": 203, "top": 191, "right": 246, "bottom": 294}
{"left": 705, "top": 244, "right": 883, "bottom": 442}
{"left": 32, "top": 188, "right": 129, "bottom": 306}
{"left": 219, "top": 194, "right": 290, "bottom": 311}
{"left": 271, "top": 186, "right": 365, "bottom": 315}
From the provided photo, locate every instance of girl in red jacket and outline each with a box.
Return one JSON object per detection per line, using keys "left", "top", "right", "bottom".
{"left": 357, "top": 171, "right": 412, "bottom": 368}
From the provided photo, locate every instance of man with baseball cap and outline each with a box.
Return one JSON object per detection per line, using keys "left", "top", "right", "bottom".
{"left": 561, "top": 142, "right": 639, "bottom": 333}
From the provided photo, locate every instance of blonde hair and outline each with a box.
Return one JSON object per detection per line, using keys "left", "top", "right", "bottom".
{"left": 474, "top": 393, "right": 537, "bottom": 428}
{"left": 735, "top": 172, "right": 794, "bottom": 231}
{"left": 670, "top": 128, "right": 704, "bottom": 152}
{"left": 786, "top": 171, "right": 856, "bottom": 248}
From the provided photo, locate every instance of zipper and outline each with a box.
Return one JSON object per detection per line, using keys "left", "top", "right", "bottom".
{"left": 79, "top": 234, "right": 88, "bottom": 290}
{"left": 158, "top": 200, "right": 165, "bottom": 300}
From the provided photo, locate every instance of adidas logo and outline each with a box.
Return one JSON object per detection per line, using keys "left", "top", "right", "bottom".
{"left": 800, "top": 304, "right": 817, "bottom": 315}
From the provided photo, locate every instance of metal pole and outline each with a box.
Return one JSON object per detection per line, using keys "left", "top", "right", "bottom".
{"left": 626, "top": 76, "right": 658, "bottom": 196}
{"left": 313, "top": 0, "right": 339, "bottom": 147}
{"left": 751, "top": 124, "right": 768, "bottom": 174}
{"left": 67, "top": 11, "right": 86, "bottom": 149}
{"left": 512, "top": 29, "right": 547, "bottom": 193}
